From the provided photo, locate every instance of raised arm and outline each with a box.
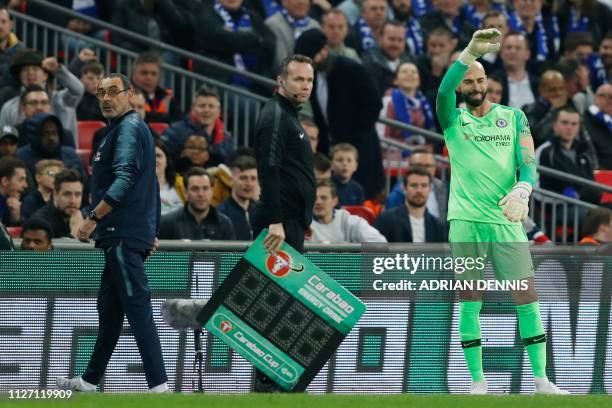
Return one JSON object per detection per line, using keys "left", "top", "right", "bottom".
{"left": 436, "top": 28, "right": 502, "bottom": 131}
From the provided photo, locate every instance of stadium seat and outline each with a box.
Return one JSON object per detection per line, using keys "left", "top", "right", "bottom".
{"left": 77, "top": 121, "right": 105, "bottom": 150}
{"left": 6, "top": 227, "right": 22, "bottom": 239}
{"left": 343, "top": 205, "right": 376, "bottom": 225}
{"left": 149, "top": 122, "right": 169, "bottom": 134}
{"left": 594, "top": 170, "right": 612, "bottom": 204}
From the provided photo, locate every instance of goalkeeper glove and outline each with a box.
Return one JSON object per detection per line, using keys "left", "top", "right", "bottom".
{"left": 498, "top": 182, "right": 532, "bottom": 222}
{"left": 458, "top": 28, "right": 502, "bottom": 66}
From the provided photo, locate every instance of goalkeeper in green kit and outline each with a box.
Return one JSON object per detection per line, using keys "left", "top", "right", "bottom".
{"left": 438, "top": 29, "right": 569, "bottom": 395}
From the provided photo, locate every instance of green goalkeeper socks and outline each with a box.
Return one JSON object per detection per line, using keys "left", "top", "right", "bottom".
{"left": 516, "top": 301, "right": 547, "bottom": 379}
{"left": 459, "top": 301, "right": 484, "bottom": 381}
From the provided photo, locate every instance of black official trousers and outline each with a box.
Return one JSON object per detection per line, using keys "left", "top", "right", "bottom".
{"left": 251, "top": 216, "right": 306, "bottom": 392}
{"left": 82, "top": 242, "right": 167, "bottom": 389}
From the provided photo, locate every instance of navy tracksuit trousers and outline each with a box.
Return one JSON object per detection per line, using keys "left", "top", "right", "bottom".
{"left": 82, "top": 242, "right": 167, "bottom": 388}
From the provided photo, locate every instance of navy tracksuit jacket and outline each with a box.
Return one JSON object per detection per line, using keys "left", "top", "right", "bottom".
{"left": 82, "top": 110, "right": 166, "bottom": 388}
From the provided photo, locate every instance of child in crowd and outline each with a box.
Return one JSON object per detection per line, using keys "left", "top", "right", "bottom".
{"left": 330, "top": 143, "right": 365, "bottom": 205}
{"left": 77, "top": 60, "right": 105, "bottom": 121}
{"left": 21, "top": 159, "right": 64, "bottom": 220}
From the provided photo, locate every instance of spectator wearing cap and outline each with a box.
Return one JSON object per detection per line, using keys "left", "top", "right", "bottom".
{"left": 0, "top": 49, "right": 83, "bottom": 145}
{"left": 295, "top": 28, "right": 385, "bottom": 200}
{"left": 0, "top": 125, "right": 18, "bottom": 158}
{"left": 20, "top": 218, "right": 53, "bottom": 251}
{"left": 265, "top": 0, "right": 320, "bottom": 70}
{"left": 16, "top": 113, "right": 84, "bottom": 179}
{"left": 0, "top": 6, "right": 24, "bottom": 103}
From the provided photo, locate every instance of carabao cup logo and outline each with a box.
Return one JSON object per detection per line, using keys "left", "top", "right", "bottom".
{"left": 266, "top": 250, "right": 304, "bottom": 278}
{"left": 219, "top": 320, "right": 232, "bottom": 333}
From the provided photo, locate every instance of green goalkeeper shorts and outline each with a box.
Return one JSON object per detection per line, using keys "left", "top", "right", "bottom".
{"left": 448, "top": 220, "right": 534, "bottom": 281}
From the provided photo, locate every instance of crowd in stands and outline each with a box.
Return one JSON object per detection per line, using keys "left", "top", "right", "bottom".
{"left": 0, "top": 0, "right": 611, "bottom": 249}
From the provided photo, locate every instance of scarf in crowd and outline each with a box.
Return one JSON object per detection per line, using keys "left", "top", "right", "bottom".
{"left": 411, "top": 0, "right": 432, "bottom": 18}
{"left": 589, "top": 104, "right": 612, "bottom": 132}
{"left": 585, "top": 53, "right": 608, "bottom": 90}
{"left": 464, "top": 2, "right": 508, "bottom": 28}
{"left": 405, "top": 18, "right": 424, "bottom": 56}
{"left": 391, "top": 88, "right": 435, "bottom": 140}
{"left": 508, "top": 11, "right": 560, "bottom": 61}
{"left": 358, "top": 17, "right": 377, "bottom": 51}
{"left": 280, "top": 7, "right": 311, "bottom": 39}
{"left": 568, "top": 6, "right": 589, "bottom": 33}
{"left": 213, "top": 0, "right": 258, "bottom": 87}
{"left": 73, "top": 0, "right": 98, "bottom": 17}
{"left": 261, "top": 0, "right": 281, "bottom": 18}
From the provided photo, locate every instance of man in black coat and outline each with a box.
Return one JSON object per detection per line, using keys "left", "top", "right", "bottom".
{"left": 194, "top": 0, "right": 276, "bottom": 94}
{"left": 584, "top": 84, "right": 612, "bottom": 170}
{"left": 159, "top": 167, "right": 235, "bottom": 240}
{"left": 375, "top": 166, "right": 446, "bottom": 243}
{"left": 295, "top": 29, "right": 385, "bottom": 200}
{"left": 536, "top": 106, "right": 600, "bottom": 204}
{"left": 110, "top": 0, "right": 183, "bottom": 53}
{"left": 251, "top": 53, "right": 316, "bottom": 392}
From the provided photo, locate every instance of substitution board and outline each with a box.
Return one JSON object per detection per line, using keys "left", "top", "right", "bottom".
{"left": 197, "top": 230, "right": 366, "bottom": 391}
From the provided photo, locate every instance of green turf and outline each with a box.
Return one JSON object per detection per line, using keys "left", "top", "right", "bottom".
{"left": 1, "top": 393, "right": 610, "bottom": 408}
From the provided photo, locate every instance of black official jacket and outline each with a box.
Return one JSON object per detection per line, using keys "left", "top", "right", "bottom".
{"left": 254, "top": 93, "right": 316, "bottom": 229}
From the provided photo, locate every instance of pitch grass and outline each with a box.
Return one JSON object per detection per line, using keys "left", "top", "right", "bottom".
{"left": 1, "top": 393, "right": 610, "bottom": 408}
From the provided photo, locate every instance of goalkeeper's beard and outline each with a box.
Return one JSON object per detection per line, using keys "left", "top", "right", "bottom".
{"left": 463, "top": 90, "right": 487, "bottom": 108}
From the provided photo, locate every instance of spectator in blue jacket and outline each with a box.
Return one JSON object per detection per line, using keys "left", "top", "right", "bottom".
{"left": 218, "top": 154, "right": 258, "bottom": 240}
{"left": 162, "top": 85, "right": 233, "bottom": 165}
{"left": 16, "top": 113, "right": 84, "bottom": 178}
{"left": 375, "top": 166, "right": 446, "bottom": 242}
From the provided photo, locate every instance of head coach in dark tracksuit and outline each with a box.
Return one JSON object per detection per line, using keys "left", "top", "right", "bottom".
{"left": 251, "top": 54, "right": 317, "bottom": 392}
{"left": 56, "top": 73, "right": 168, "bottom": 393}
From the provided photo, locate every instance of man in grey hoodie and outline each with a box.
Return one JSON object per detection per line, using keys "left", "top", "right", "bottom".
{"left": 0, "top": 49, "right": 83, "bottom": 145}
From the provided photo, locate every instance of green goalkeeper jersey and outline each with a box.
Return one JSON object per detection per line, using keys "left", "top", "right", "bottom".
{"left": 437, "top": 61, "right": 538, "bottom": 225}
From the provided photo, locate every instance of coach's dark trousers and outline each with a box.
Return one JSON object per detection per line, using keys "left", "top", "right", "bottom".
{"left": 251, "top": 216, "right": 306, "bottom": 392}
{"left": 82, "top": 242, "right": 167, "bottom": 388}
